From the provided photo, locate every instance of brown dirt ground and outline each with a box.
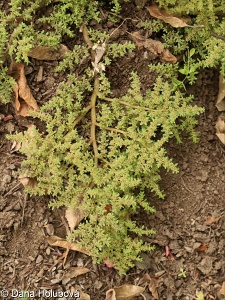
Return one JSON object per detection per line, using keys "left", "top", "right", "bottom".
{"left": 1, "top": 1, "right": 225, "bottom": 300}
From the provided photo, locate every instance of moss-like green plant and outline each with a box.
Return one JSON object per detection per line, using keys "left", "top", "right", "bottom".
{"left": 9, "top": 24, "right": 203, "bottom": 273}
{"left": 2, "top": 0, "right": 206, "bottom": 274}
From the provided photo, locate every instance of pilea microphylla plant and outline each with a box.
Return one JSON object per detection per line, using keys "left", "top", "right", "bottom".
{"left": 3, "top": 0, "right": 225, "bottom": 274}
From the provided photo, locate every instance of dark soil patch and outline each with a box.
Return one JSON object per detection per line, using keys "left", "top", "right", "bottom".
{"left": 1, "top": 2, "right": 225, "bottom": 300}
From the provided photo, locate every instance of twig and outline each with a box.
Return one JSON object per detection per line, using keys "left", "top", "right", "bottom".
{"left": 103, "top": 96, "right": 151, "bottom": 111}
{"left": 91, "top": 77, "right": 100, "bottom": 166}
{"left": 180, "top": 175, "right": 195, "bottom": 195}
{"left": 95, "top": 121, "right": 126, "bottom": 135}
{"left": 72, "top": 103, "right": 92, "bottom": 127}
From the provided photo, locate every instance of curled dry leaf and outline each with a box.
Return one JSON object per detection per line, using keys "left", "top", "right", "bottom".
{"left": 105, "top": 284, "right": 144, "bottom": 300}
{"left": 18, "top": 174, "right": 37, "bottom": 189}
{"left": 216, "top": 74, "right": 225, "bottom": 111}
{"left": 147, "top": 5, "right": 191, "bottom": 28}
{"left": 92, "top": 42, "right": 106, "bottom": 73}
{"left": 65, "top": 207, "right": 85, "bottom": 231}
{"left": 215, "top": 113, "right": 225, "bottom": 144}
{"left": 47, "top": 235, "right": 89, "bottom": 255}
{"left": 28, "top": 44, "right": 70, "bottom": 60}
{"left": 9, "top": 62, "right": 39, "bottom": 116}
{"left": 11, "top": 140, "right": 22, "bottom": 152}
{"left": 62, "top": 267, "right": 90, "bottom": 279}
{"left": 219, "top": 282, "right": 225, "bottom": 296}
{"left": 137, "top": 273, "right": 159, "bottom": 300}
{"left": 131, "top": 31, "right": 177, "bottom": 63}
{"left": 106, "top": 289, "right": 116, "bottom": 300}
{"left": 204, "top": 215, "right": 221, "bottom": 225}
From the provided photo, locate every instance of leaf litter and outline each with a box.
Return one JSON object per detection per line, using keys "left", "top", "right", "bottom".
{"left": 147, "top": 5, "right": 193, "bottom": 28}
{"left": 8, "top": 62, "right": 39, "bottom": 116}
{"left": 130, "top": 31, "right": 177, "bottom": 63}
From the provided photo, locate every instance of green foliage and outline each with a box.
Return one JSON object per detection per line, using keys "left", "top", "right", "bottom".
{"left": 178, "top": 267, "right": 187, "bottom": 278}
{"left": 142, "top": 0, "right": 225, "bottom": 76}
{"left": 9, "top": 36, "right": 203, "bottom": 273}
{"left": 2, "top": 0, "right": 205, "bottom": 274}
{"left": 0, "top": 67, "right": 16, "bottom": 104}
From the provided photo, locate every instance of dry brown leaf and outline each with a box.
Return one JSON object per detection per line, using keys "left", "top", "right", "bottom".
{"left": 161, "top": 48, "right": 177, "bottom": 63}
{"left": 113, "top": 284, "right": 144, "bottom": 300}
{"left": 137, "top": 274, "right": 159, "bottom": 300}
{"left": 148, "top": 279, "right": 159, "bottom": 300}
{"left": 216, "top": 133, "right": 225, "bottom": 144}
{"left": 18, "top": 174, "right": 37, "bottom": 188}
{"left": 9, "top": 62, "right": 39, "bottom": 116}
{"left": 65, "top": 207, "right": 85, "bottom": 231}
{"left": 219, "top": 282, "right": 225, "bottom": 296}
{"left": 106, "top": 289, "right": 116, "bottom": 300}
{"left": 204, "top": 216, "right": 221, "bottom": 225}
{"left": 62, "top": 267, "right": 90, "bottom": 279}
{"left": 79, "top": 291, "right": 90, "bottom": 300}
{"left": 215, "top": 113, "right": 225, "bottom": 144}
{"left": 216, "top": 74, "right": 225, "bottom": 111}
{"left": 147, "top": 5, "right": 191, "bottom": 28}
{"left": 47, "top": 235, "right": 89, "bottom": 255}
{"left": 131, "top": 31, "right": 177, "bottom": 63}
{"left": 28, "top": 44, "right": 70, "bottom": 60}
{"left": 11, "top": 140, "right": 22, "bottom": 152}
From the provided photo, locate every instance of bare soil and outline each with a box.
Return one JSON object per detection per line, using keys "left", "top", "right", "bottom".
{"left": 0, "top": 2, "right": 225, "bottom": 300}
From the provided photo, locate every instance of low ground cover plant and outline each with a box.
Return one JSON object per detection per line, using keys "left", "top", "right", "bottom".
{"left": 1, "top": 0, "right": 224, "bottom": 273}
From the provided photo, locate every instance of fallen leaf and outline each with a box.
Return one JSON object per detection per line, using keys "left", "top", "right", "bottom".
{"left": 219, "top": 282, "right": 225, "bottom": 296}
{"left": 216, "top": 133, "right": 225, "bottom": 144}
{"left": 18, "top": 174, "right": 37, "bottom": 188}
{"left": 165, "top": 245, "right": 170, "bottom": 257}
{"left": 147, "top": 5, "right": 191, "bottom": 28}
{"left": 28, "top": 44, "right": 70, "bottom": 60}
{"left": 148, "top": 279, "right": 159, "bottom": 300}
{"left": 9, "top": 62, "right": 39, "bottom": 116}
{"left": 92, "top": 42, "right": 106, "bottom": 73}
{"left": 104, "top": 258, "right": 114, "bottom": 268}
{"left": 131, "top": 31, "right": 177, "bottom": 63}
{"left": 112, "top": 284, "right": 144, "bottom": 300}
{"left": 216, "top": 74, "right": 225, "bottom": 111}
{"left": 78, "top": 291, "right": 90, "bottom": 300}
{"left": 204, "top": 216, "right": 221, "bottom": 225}
{"left": 47, "top": 235, "right": 89, "bottom": 255}
{"left": 62, "top": 267, "right": 90, "bottom": 279}
{"left": 65, "top": 207, "right": 85, "bottom": 231}
{"left": 198, "top": 244, "right": 206, "bottom": 251}
{"left": 161, "top": 48, "right": 177, "bottom": 63}
{"left": 11, "top": 140, "right": 22, "bottom": 152}
{"left": 106, "top": 289, "right": 116, "bottom": 300}
{"left": 3, "top": 115, "right": 14, "bottom": 121}
{"left": 215, "top": 113, "right": 225, "bottom": 144}
{"left": 136, "top": 274, "right": 159, "bottom": 300}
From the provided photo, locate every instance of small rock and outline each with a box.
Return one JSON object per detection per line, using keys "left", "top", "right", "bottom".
{"left": 36, "top": 255, "right": 43, "bottom": 264}
{"left": 37, "top": 268, "right": 44, "bottom": 278}
{"left": 46, "top": 247, "right": 51, "bottom": 255}
{"left": 45, "top": 77, "right": 55, "bottom": 89}
{"left": 2, "top": 174, "right": 11, "bottom": 185}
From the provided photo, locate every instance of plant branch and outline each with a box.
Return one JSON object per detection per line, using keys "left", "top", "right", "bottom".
{"left": 73, "top": 103, "right": 92, "bottom": 127}
{"left": 103, "top": 97, "right": 151, "bottom": 111}
{"left": 95, "top": 121, "right": 127, "bottom": 135}
{"left": 91, "top": 77, "right": 99, "bottom": 166}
